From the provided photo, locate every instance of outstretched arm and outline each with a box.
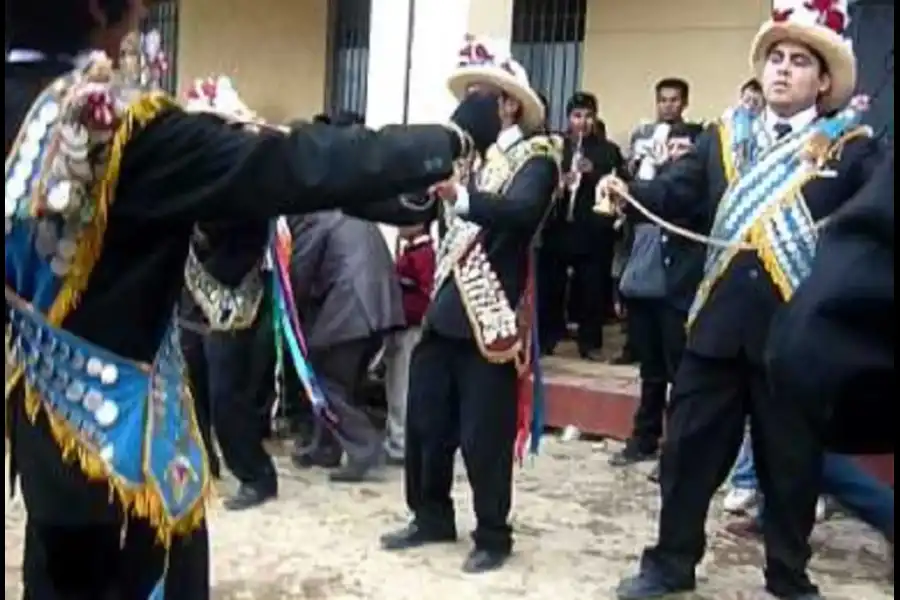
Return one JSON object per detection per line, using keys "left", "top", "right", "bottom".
{"left": 112, "top": 110, "right": 466, "bottom": 223}
{"left": 343, "top": 192, "right": 440, "bottom": 226}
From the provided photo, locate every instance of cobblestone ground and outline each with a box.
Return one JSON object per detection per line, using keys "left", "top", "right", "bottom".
{"left": 5, "top": 438, "right": 893, "bottom": 599}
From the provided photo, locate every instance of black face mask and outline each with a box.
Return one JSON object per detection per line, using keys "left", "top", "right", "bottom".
{"left": 450, "top": 89, "right": 502, "bottom": 156}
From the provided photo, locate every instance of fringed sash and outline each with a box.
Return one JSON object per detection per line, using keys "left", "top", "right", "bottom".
{"left": 4, "top": 55, "right": 201, "bottom": 600}
{"left": 689, "top": 104, "right": 868, "bottom": 323}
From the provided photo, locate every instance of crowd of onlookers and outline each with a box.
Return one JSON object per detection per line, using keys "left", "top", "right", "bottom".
{"left": 193, "top": 86, "right": 891, "bottom": 572}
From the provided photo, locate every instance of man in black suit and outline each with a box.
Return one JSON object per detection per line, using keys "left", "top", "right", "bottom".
{"left": 539, "top": 92, "right": 625, "bottom": 358}
{"left": 285, "top": 210, "right": 405, "bottom": 481}
{"left": 4, "top": 1, "right": 484, "bottom": 597}
{"left": 609, "top": 123, "right": 704, "bottom": 468}
{"left": 359, "top": 36, "right": 561, "bottom": 575}
{"left": 600, "top": 5, "right": 884, "bottom": 599}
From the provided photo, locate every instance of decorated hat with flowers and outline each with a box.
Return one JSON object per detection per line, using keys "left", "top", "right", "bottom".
{"left": 750, "top": 0, "right": 857, "bottom": 112}
{"left": 183, "top": 75, "right": 257, "bottom": 121}
{"left": 447, "top": 35, "right": 546, "bottom": 130}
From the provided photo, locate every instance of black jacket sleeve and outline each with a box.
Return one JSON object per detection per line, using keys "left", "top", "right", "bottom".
{"left": 111, "top": 110, "right": 461, "bottom": 223}
{"left": 627, "top": 125, "right": 714, "bottom": 223}
{"left": 765, "top": 152, "right": 894, "bottom": 451}
{"left": 462, "top": 155, "right": 560, "bottom": 232}
{"left": 343, "top": 192, "right": 440, "bottom": 226}
{"left": 193, "top": 220, "right": 271, "bottom": 287}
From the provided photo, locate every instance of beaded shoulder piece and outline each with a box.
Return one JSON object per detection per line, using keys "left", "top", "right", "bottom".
{"left": 4, "top": 54, "right": 205, "bottom": 598}
{"left": 184, "top": 240, "right": 264, "bottom": 331}
{"left": 437, "top": 134, "right": 561, "bottom": 363}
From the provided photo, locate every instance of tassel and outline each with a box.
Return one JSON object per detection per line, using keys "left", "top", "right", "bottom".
{"left": 513, "top": 251, "right": 545, "bottom": 463}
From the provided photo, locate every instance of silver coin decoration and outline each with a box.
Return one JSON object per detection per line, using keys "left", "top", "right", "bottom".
{"left": 83, "top": 389, "right": 104, "bottom": 412}
{"left": 95, "top": 400, "right": 119, "bottom": 428}
{"left": 86, "top": 357, "right": 103, "bottom": 377}
{"left": 100, "top": 364, "right": 119, "bottom": 385}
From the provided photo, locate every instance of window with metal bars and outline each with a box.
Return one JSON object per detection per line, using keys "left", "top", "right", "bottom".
{"left": 327, "top": 0, "right": 371, "bottom": 118}
{"left": 849, "top": 0, "right": 893, "bottom": 147}
{"left": 141, "top": 0, "right": 179, "bottom": 94}
{"left": 512, "top": 0, "right": 587, "bottom": 131}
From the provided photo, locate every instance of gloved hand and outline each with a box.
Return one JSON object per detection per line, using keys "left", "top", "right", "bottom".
{"left": 450, "top": 89, "right": 502, "bottom": 156}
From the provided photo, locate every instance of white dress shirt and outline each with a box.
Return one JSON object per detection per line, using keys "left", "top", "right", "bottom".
{"left": 763, "top": 105, "right": 818, "bottom": 140}
{"left": 453, "top": 125, "right": 524, "bottom": 216}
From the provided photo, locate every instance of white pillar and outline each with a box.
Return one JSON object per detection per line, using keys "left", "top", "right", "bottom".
{"left": 362, "top": 0, "right": 515, "bottom": 252}
{"left": 364, "top": 0, "right": 413, "bottom": 128}
{"left": 404, "top": 0, "right": 472, "bottom": 124}
{"left": 364, "top": 0, "right": 415, "bottom": 254}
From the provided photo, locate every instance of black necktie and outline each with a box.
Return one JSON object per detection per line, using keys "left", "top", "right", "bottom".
{"left": 773, "top": 122, "right": 793, "bottom": 140}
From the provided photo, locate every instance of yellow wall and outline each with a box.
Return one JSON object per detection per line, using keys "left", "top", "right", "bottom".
{"left": 468, "top": 0, "right": 515, "bottom": 47}
{"left": 582, "top": 0, "right": 771, "bottom": 144}
{"left": 177, "top": 0, "right": 328, "bottom": 122}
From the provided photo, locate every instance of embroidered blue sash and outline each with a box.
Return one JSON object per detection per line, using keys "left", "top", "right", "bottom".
{"left": 5, "top": 55, "right": 198, "bottom": 600}
{"left": 688, "top": 104, "right": 868, "bottom": 323}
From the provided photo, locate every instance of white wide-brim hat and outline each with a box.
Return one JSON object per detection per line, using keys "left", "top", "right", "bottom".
{"left": 749, "top": 0, "right": 856, "bottom": 113}
{"left": 447, "top": 36, "right": 546, "bottom": 130}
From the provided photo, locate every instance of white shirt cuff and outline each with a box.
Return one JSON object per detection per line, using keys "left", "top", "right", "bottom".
{"left": 453, "top": 184, "right": 471, "bottom": 216}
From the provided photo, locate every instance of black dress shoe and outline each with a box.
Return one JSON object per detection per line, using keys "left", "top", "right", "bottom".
{"left": 609, "top": 442, "right": 658, "bottom": 467}
{"left": 461, "top": 548, "right": 510, "bottom": 573}
{"left": 329, "top": 453, "right": 384, "bottom": 483}
{"left": 384, "top": 453, "right": 405, "bottom": 467}
{"left": 291, "top": 446, "right": 342, "bottom": 469}
{"left": 615, "top": 571, "right": 695, "bottom": 599}
{"left": 380, "top": 523, "right": 457, "bottom": 551}
{"left": 223, "top": 484, "right": 277, "bottom": 511}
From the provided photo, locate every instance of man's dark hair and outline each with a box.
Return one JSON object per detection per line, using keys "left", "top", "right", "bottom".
{"left": 312, "top": 113, "right": 332, "bottom": 125}
{"left": 740, "top": 78, "right": 763, "bottom": 95}
{"left": 7, "top": 0, "right": 131, "bottom": 55}
{"left": 655, "top": 77, "right": 690, "bottom": 103}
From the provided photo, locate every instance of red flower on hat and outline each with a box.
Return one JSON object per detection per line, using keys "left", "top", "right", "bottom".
{"left": 81, "top": 90, "right": 116, "bottom": 130}
{"left": 200, "top": 78, "right": 217, "bottom": 101}
{"left": 772, "top": 8, "right": 794, "bottom": 21}
{"left": 458, "top": 34, "right": 495, "bottom": 67}
{"left": 804, "top": 0, "right": 847, "bottom": 34}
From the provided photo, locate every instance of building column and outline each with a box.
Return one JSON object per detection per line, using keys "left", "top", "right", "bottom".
{"left": 364, "top": 0, "right": 413, "bottom": 129}
{"left": 365, "top": 0, "right": 514, "bottom": 248}
{"left": 467, "top": 0, "right": 515, "bottom": 54}
{"left": 405, "top": 0, "right": 515, "bottom": 124}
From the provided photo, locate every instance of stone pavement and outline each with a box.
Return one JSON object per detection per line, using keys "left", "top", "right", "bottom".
{"left": 5, "top": 437, "right": 894, "bottom": 600}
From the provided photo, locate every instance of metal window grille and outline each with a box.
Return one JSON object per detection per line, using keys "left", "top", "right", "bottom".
{"left": 141, "top": 0, "right": 179, "bottom": 94}
{"left": 512, "top": 0, "right": 587, "bottom": 131}
{"left": 848, "top": 0, "right": 893, "bottom": 147}
{"left": 326, "top": 0, "right": 371, "bottom": 118}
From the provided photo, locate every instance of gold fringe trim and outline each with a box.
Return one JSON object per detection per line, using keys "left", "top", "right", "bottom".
{"left": 717, "top": 120, "right": 737, "bottom": 185}
{"left": 8, "top": 92, "right": 208, "bottom": 542}
{"left": 46, "top": 92, "right": 176, "bottom": 329}
{"left": 824, "top": 125, "right": 872, "bottom": 163}
{"left": 43, "top": 402, "right": 209, "bottom": 547}
{"left": 747, "top": 222, "right": 793, "bottom": 301}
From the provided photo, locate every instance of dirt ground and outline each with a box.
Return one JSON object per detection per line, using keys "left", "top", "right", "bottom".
{"left": 4, "top": 437, "right": 894, "bottom": 600}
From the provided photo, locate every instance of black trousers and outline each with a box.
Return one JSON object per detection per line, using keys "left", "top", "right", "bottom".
{"left": 181, "top": 326, "right": 220, "bottom": 478}
{"left": 642, "top": 350, "right": 822, "bottom": 597}
{"left": 206, "top": 320, "right": 277, "bottom": 491}
{"left": 538, "top": 247, "right": 613, "bottom": 353}
{"left": 404, "top": 332, "right": 518, "bottom": 553}
{"left": 627, "top": 299, "right": 687, "bottom": 450}
{"left": 23, "top": 517, "right": 209, "bottom": 600}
